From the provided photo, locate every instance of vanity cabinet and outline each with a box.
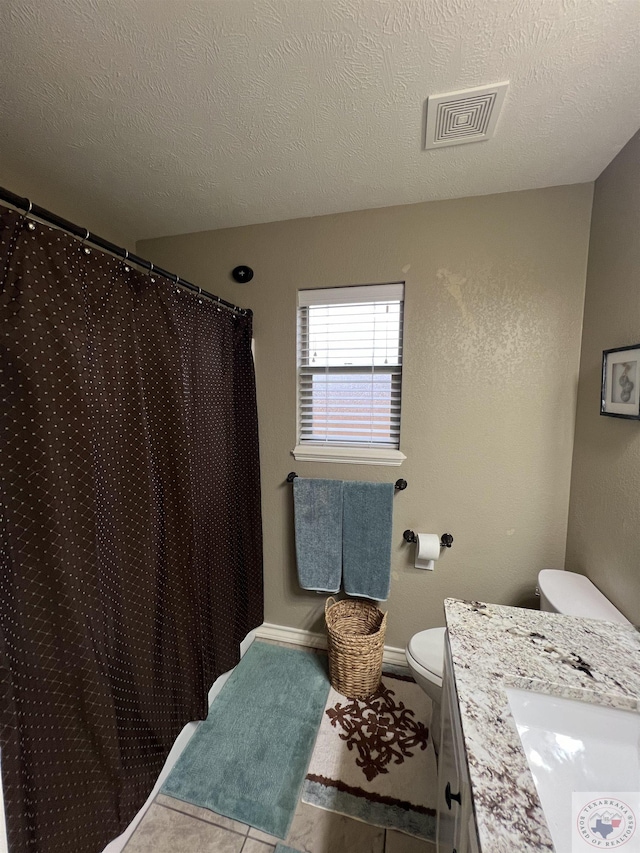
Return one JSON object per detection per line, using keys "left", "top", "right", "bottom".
{"left": 436, "top": 638, "right": 480, "bottom": 853}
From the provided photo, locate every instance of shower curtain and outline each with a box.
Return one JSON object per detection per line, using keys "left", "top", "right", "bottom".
{"left": 0, "top": 206, "right": 263, "bottom": 853}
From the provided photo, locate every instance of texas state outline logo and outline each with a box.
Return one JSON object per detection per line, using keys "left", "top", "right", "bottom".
{"left": 573, "top": 794, "right": 638, "bottom": 850}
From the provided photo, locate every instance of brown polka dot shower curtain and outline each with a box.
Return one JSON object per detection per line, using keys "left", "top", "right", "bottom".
{"left": 0, "top": 206, "right": 263, "bottom": 853}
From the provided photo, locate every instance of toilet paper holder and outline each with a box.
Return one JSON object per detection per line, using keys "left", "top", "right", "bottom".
{"left": 403, "top": 530, "right": 454, "bottom": 548}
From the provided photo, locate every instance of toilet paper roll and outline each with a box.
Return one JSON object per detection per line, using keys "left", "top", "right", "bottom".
{"left": 415, "top": 533, "right": 441, "bottom": 571}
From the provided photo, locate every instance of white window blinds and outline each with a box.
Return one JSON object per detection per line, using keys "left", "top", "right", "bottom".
{"left": 297, "top": 283, "right": 404, "bottom": 448}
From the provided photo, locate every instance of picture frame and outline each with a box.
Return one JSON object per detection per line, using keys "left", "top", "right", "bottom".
{"left": 601, "top": 344, "right": 640, "bottom": 419}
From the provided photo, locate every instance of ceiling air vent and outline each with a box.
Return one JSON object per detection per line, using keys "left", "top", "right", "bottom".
{"left": 424, "top": 82, "right": 509, "bottom": 149}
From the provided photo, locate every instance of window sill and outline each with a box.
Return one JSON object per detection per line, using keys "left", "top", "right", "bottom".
{"left": 292, "top": 445, "right": 406, "bottom": 466}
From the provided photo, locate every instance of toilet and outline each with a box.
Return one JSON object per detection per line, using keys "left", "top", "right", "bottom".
{"left": 405, "top": 570, "right": 631, "bottom": 751}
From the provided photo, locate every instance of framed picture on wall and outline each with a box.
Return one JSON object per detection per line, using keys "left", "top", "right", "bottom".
{"left": 601, "top": 344, "right": 640, "bottom": 419}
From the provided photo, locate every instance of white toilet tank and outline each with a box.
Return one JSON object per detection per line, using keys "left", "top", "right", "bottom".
{"left": 538, "top": 569, "right": 631, "bottom": 625}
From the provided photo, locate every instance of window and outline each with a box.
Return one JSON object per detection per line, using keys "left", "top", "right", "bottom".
{"left": 294, "top": 283, "right": 406, "bottom": 466}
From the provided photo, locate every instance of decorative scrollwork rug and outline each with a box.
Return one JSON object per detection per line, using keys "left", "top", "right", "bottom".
{"left": 301, "top": 669, "right": 437, "bottom": 841}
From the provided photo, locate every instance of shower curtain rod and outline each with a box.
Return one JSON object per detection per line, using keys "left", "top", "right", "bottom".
{"left": 0, "top": 186, "right": 251, "bottom": 318}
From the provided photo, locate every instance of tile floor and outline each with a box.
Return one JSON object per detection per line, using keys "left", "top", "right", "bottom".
{"left": 123, "top": 639, "right": 437, "bottom": 853}
{"left": 124, "top": 793, "right": 437, "bottom": 853}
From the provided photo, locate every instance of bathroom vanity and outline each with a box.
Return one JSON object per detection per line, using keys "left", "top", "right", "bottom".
{"left": 437, "top": 599, "right": 640, "bottom": 852}
{"left": 437, "top": 638, "right": 480, "bottom": 853}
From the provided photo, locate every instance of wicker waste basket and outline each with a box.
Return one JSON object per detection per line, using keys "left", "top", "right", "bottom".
{"left": 324, "top": 596, "right": 388, "bottom": 699}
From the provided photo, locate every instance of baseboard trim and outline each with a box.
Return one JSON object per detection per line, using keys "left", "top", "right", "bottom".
{"left": 255, "top": 622, "right": 408, "bottom": 668}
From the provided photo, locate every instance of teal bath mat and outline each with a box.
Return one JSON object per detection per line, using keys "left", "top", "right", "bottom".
{"left": 161, "top": 641, "right": 330, "bottom": 839}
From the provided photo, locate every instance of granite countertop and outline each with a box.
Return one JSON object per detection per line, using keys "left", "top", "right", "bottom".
{"left": 443, "top": 598, "right": 640, "bottom": 852}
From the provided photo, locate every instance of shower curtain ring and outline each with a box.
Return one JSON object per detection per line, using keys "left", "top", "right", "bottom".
{"left": 175, "top": 275, "right": 181, "bottom": 293}
{"left": 82, "top": 229, "right": 91, "bottom": 254}
{"left": 198, "top": 286, "right": 203, "bottom": 304}
{"left": 123, "top": 249, "right": 131, "bottom": 272}
{"left": 149, "top": 262, "right": 156, "bottom": 283}
{"left": 25, "top": 200, "right": 36, "bottom": 231}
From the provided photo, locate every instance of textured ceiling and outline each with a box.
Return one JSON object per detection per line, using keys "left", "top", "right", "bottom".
{"left": 1, "top": 0, "right": 639, "bottom": 242}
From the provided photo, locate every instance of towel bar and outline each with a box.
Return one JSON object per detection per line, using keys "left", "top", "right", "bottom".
{"left": 286, "top": 472, "right": 407, "bottom": 491}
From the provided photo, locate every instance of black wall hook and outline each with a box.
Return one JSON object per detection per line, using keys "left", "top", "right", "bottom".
{"left": 232, "top": 265, "right": 253, "bottom": 283}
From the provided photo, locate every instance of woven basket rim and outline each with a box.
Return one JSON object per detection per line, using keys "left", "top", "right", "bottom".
{"left": 325, "top": 596, "right": 385, "bottom": 615}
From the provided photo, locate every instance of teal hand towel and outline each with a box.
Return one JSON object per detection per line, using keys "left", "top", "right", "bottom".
{"left": 342, "top": 481, "right": 394, "bottom": 600}
{"left": 293, "top": 477, "right": 344, "bottom": 592}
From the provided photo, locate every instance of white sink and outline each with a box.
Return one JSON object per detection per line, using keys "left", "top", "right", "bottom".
{"left": 505, "top": 687, "right": 640, "bottom": 852}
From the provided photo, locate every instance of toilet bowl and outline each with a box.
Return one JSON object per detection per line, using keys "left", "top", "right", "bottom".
{"left": 405, "top": 627, "right": 446, "bottom": 704}
{"left": 405, "top": 627, "right": 446, "bottom": 752}
{"left": 405, "top": 570, "right": 630, "bottom": 752}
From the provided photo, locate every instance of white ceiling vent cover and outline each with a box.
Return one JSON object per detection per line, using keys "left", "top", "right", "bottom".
{"left": 425, "top": 82, "right": 509, "bottom": 149}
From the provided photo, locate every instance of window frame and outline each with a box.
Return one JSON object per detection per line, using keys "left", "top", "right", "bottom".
{"left": 293, "top": 283, "right": 406, "bottom": 466}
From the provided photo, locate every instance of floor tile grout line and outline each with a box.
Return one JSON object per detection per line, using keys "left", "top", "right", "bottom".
{"left": 241, "top": 838, "right": 275, "bottom": 852}
{"left": 155, "top": 801, "right": 249, "bottom": 838}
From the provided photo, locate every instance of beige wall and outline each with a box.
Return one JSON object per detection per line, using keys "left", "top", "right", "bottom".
{"left": 0, "top": 160, "right": 133, "bottom": 249}
{"left": 140, "top": 184, "right": 593, "bottom": 647}
{"left": 566, "top": 130, "right": 640, "bottom": 625}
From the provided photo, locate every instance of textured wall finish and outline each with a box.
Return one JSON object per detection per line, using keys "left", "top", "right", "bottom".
{"left": 139, "top": 184, "right": 593, "bottom": 648}
{"left": 0, "top": 161, "right": 134, "bottom": 249}
{"left": 566, "top": 130, "right": 640, "bottom": 625}
{"left": 0, "top": 0, "right": 637, "bottom": 241}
